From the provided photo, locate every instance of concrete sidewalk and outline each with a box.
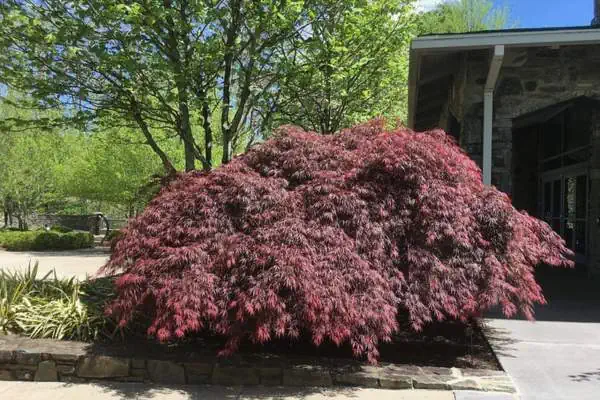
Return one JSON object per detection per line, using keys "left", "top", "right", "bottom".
{"left": 483, "top": 267, "right": 600, "bottom": 400}
{"left": 0, "top": 382, "right": 517, "bottom": 400}
{"left": 484, "top": 319, "right": 600, "bottom": 400}
{"left": 0, "top": 248, "right": 109, "bottom": 280}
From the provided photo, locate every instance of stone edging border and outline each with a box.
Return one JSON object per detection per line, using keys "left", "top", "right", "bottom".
{"left": 0, "top": 335, "right": 516, "bottom": 393}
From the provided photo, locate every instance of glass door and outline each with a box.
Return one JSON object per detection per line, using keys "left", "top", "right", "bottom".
{"left": 541, "top": 170, "right": 588, "bottom": 263}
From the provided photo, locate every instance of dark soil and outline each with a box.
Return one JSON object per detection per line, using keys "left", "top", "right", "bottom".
{"left": 93, "top": 318, "right": 500, "bottom": 370}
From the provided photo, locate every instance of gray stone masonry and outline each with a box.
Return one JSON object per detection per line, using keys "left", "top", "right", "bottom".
{"left": 454, "top": 45, "right": 600, "bottom": 194}
{"left": 0, "top": 334, "right": 516, "bottom": 393}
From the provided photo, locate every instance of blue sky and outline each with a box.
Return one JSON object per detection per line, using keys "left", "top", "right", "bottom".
{"left": 505, "top": 0, "right": 594, "bottom": 28}
{"left": 417, "top": 0, "right": 595, "bottom": 28}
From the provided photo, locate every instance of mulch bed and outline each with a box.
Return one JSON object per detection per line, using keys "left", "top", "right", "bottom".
{"left": 95, "top": 318, "right": 500, "bottom": 371}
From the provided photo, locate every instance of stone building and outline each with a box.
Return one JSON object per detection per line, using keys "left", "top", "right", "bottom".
{"left": 407, "top": 5, "right": 600, "bottom": 273}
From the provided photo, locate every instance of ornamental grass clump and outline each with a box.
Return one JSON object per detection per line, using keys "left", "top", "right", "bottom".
{"left": 105, "top": 120, "right": 572, "bottom": 363}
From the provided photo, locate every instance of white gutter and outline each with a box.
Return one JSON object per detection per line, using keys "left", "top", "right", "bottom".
{"left": 412, "top": 28, "right": 600, "bottom": 51}
{"left": 483, "top": 45, "right": 505, "bottom": 186}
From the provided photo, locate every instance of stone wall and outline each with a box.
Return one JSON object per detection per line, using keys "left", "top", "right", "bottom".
{"left": 27, "top": 215, "right": 94, "bottom": 231}
{"left": 0, "top": 334, "right": 516, "bottom": 393}
{"left": 453, "top": 44, "right": 600, "bottom": 193}
{"left": 5, "top": 214, "right": 128, "bottom": 232}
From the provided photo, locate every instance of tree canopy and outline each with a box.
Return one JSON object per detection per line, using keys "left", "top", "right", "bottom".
{"left": 418, "top": 0, "right": 514, "bottom": 34}
{"left": 0, "top": 0, "right": 418, "bottom": 175}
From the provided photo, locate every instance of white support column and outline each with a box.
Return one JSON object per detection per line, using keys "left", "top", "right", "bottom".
{"left": 483, "top": 92, "right": 494, "bottom": 185}
{"left": 482, "top": 45, "right": 505, "bottom": 186}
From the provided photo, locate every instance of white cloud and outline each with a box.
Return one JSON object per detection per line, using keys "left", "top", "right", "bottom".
{"left": 414, "top": 0, "right": 448, "bottom": 12}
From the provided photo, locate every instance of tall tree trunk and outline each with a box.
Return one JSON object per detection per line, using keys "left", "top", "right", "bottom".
{"left": 220, "top": 0, "right": 241, "bottom": 165}
{"left": 201, "top": 100, "right": 213, "bottom": 170}
{"left": 180, "top": 104, "right": 196, "bottom": 172}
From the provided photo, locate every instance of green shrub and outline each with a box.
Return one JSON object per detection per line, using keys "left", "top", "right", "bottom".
{"left": 0, "top": 263, "right": 115, "bottom": 340}
{"left": 50, "top": 224, "right": 73, "bottom": 233}
{"left": 0, "top": 230, "right": 94, "bottom": 251}
{"left": 104, "top": 229, "right": 123, "bottom": 245}
{"left": 0, "top": 227, "right": 23, "bottom": 232}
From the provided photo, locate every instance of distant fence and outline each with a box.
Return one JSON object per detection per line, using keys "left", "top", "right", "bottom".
{"left": 11, "top": 214, "right": 131, "bottom": 232}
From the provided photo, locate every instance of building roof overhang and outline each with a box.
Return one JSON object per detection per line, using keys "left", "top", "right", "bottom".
{"left": 408, "top": 26, "right": 600, "bottom": 129}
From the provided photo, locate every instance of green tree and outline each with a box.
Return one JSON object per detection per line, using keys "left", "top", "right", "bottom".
{"left": 57, "top": 126, "right": 183, "bottom": 217}
{"left": 0, "top": 0, "right": 306, "bottom": 172}
{"left": 271, "top": 0, "right": 415, "bottom": 135}
{"left": 0, "top": 94, "right": 65, "bottom": 229}
{"left": 418, "top": 0, "right": 514, "bottom": 34}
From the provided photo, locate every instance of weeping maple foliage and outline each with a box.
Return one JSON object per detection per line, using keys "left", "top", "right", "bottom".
{"left": 104, "top": 120, "right": 572, "bottom": 363}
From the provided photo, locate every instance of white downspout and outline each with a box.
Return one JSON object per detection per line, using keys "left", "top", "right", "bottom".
{"left": 483, "top": 45, "right": 505, "bottom": 185}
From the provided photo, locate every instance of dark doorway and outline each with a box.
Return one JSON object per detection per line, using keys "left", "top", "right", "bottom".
{"left": 512, "top": 97, "right": 597, "bottom": 268}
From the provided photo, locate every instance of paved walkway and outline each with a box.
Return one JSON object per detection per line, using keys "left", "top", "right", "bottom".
{"left": 0, "top": 248, "right": 110, "bottom": 280}
{"left": 0, "top": 382, "right": 516, "bottom": 400}
{"left": 484, "top": 266, "right": 600, "bottom": 400}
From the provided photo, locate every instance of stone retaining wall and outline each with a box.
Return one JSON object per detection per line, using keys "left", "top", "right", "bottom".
{"left": 0, "top": 335, "right": 516, "bottom": 393}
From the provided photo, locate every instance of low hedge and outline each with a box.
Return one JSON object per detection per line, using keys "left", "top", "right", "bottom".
{"left": 0, "top": 230, "right": 94, "bottom": 251}
{"left": 50, "top": 224, "right": 73, "bottom": 233}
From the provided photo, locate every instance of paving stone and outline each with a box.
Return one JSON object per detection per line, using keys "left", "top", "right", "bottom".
{"left": 57, "top": 364, "right": 76, "bottom": 376}
{"left": 454, "top": 391, "right": 517, "bottom": 400}
{"left": 380, "top": 364, "right": 423, "bottom": 376}
{"left": 213, "top": 365, "right": 260, "bottom": 386}
{"left": 283, "top": 365, "right": 332, "bottom": 387}
{"left": 131, "top": 367, "right": 147, "bottom": 378}
{"left": 0, "top": 350, "right": 14, "bottom": 363}
{"left": 60, "top": 375, "right": 87, "bottom": 383}
{"left": 334, "top": 371, "right": 379, "bottom": 388}
{"left": 413, "top": 375, "right": 453, "bottom": 390}
{"left": 15, "top": 369, "right": 34, "bottom": 381}
{"left": 378, "top": 373, "right": 413, "bottom": 389}
{"left": 14, "top": 351, "right": 41, "bottom": 365}
{"left": 184, "top": 362, "right": 213, "bottom": 375}
{"left": 51, "top": 354, "right": 80, "bottom": 363}
{"left": 186, "top": 372, "right": 211, "bottom": 385}
{"left": 115, "top": 376, "right": 145, "bottom": 382}
{"left": 478, "top": 377, "right": 517, "bottom": 393}
{"left": 35, "top": 360, "right": 58, "bottom": 382}
{"left": 259, "top": 367, "right": 283, "bottom": 386}
{"left": 461, "top": 369, "right": 507, "bottom": 377}
{"left": 421, "top": 366, "right": 453, "bottom": 376}
{"left": 131, "top": 359, "right": 146, "bottom": 369}
{"left": 147, "top": 360, "right": 186, "bottom": 384}
{"left": 449, "top": 378, "right": 482, "bottom": 391}
{"left": 0, "top": 369, "right": 14, "bottom": 380}
{"left": 0, "top": 363, "right": 37, "bottom": 371}
{"left": 76, "top": 355, "right": 130, "bottom": 378}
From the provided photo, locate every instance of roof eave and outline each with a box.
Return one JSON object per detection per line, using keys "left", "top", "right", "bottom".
{"left": 407, "top": 28, "right": 600, "bottom": 129}
{"left": 411, "top": 27, "right": 600, "bottom": 52}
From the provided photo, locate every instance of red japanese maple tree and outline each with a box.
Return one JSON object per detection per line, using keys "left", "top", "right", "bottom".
{"left": 104, "top": 120, "right": 572, "bottom": 363}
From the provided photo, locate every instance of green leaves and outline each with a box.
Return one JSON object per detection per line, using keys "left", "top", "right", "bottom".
{"left": 417, "top": 0, "right": 514, "bottom": 35}
{"left": 272, "top": 0, "right": 416, "bottom": 134}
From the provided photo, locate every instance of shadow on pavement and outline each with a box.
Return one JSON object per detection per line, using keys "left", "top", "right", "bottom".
{"left": 21, "top": 248, "right": 111, "bottom": 258}
{"left": 90, "top": 382, "right": 358, "bottom": 399}
{"left": 569, "top": 368, "right": 600, "bottom": 383}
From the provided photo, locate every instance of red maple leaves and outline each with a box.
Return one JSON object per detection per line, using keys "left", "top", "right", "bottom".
{"left": 104, "top": 120, "right": 572, "bottom": 363}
